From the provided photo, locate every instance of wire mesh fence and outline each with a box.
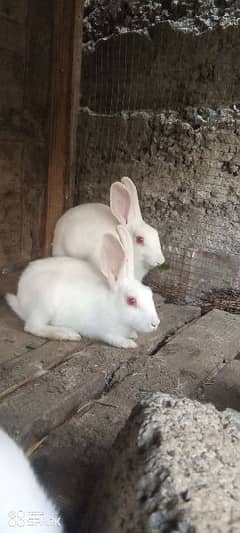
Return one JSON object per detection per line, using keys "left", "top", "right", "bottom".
{"left": 76, "top": 1, "right": 240, "bottom": 313}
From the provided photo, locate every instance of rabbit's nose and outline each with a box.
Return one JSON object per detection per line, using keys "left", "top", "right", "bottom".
{"left": 151, "top": 320, "right": 159, "bottom": 329}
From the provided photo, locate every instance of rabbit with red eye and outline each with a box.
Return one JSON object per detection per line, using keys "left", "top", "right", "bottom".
{"left": 52, "top": 176, "right": 165, "bottom": 281}
{"left": 6, "top": 226, "right": 160, "bottom": 349}
{"left": 0, "top": 428, "right": 63, "bottom": 533}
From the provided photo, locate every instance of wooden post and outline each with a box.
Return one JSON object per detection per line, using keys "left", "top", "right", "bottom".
{"left": 44, "top": 0, "right": 83, "bottom": 256}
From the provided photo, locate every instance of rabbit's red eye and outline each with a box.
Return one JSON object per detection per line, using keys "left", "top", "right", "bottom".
{"left": 136, "top": 235, "right": 144, "bottom": 245}
{"left": 127, "top": 296, "right": 137, "bottom": 307}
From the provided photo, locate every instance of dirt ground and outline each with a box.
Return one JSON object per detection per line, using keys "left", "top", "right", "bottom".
{"left": 0, "top": 294, "right": 240, "bottom": 532}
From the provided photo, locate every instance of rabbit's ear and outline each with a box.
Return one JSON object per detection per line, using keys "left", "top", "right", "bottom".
{"left": 100, "top": 233, "right": 126, "bottom": 288}
{"left": 110, "top": 182, "right": 131, "bottom": 224}
{"left": 117, "top": 225, "right": 134, "bottom": 279}
{"left": 121, "top": 177, "right": 142, "bottom": 221}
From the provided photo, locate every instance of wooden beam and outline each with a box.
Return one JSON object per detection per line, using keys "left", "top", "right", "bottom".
{"left": 44, "top": 0, "right": 83, "bottom": 256}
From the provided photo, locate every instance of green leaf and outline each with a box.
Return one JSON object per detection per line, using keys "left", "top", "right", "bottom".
{"left": 158, "top": 261, "right": 170, "bottom": 272}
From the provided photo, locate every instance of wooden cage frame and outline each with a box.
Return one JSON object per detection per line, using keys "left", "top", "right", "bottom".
{"left": 0, "top": 0, "right": 83, "bottom": 294}
{"left": 44, "top": 0, "right": 83, "bottom": 256}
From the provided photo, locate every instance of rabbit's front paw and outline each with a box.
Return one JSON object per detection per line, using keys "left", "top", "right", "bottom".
{"left": 103, "top": 334, "right": 137, "bottom": 349}
{"left": 117, "top": 338, "right": 137, "bottom": 349}
{"left": 66, "top": 331, "right": 82, "bottom": 341}
{"left": 126, "top": 339, "right": 137, "bottom": 349}
{"left": 129, "top": 330, "right": 138, "bottom": 339}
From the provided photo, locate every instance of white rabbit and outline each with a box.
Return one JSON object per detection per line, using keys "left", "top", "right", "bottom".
{"left": 6, "top": 226, "right": 160, "bottom": 348}
{"left": 0, "top": 428, "right": 63, "bottom": 532}
{"left": 52, "top": 176, "right": 165, "bottom": 281}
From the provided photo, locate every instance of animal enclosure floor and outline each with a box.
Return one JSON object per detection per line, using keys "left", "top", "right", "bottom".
{"left": 0, "top": 295, "right": 240, "bottom": 531}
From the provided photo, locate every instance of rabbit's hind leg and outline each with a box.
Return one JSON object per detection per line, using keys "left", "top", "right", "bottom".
{"left": 24, "top": 311, "right": 81, "bottom": 341}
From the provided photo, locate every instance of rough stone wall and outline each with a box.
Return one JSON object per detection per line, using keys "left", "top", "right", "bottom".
{"left": 77, "top": 1, "right": 240, "bottom": 307}
{"left": 83, "top": 0, "right": 240, "bottom": 49}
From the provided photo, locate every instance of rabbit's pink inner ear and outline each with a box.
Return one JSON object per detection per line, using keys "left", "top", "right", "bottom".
{"left": 110, "top": 182, "right": 131, "bottom": 225}
{"left": 121, "top": 176, "right": 142, "bottom": 221}
{"left": 117, "top": 225, "right": 134, "bottom": 279}
{"left": 100, "top": 234, "right": 125, "bottom": 288}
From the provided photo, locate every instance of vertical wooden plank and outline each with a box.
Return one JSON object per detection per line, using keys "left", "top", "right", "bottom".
{"left": 44, "top": 0, "right": 83, "bottom": 256}
{"left": 21, "top": 0, "right": 53, "bottom": 264}
{"left": 65, "top": 0, "right": 83, "bottom": 211}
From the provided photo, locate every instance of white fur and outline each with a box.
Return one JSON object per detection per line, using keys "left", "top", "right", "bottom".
{"left": 6, "top": 226, "right": 160, "bottom": 348}
{"left": 52, "top": 177, "right": 165, "bottom": 281}
{"left": 0, "top": 428, "right": 63, "bottom": 532}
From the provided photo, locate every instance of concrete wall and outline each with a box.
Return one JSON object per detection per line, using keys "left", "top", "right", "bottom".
{"left": 77, "top": 1, "right": 240, "bottom": 308}
{"left": 85, "top": 393, "right": 240, "bottom": 533}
